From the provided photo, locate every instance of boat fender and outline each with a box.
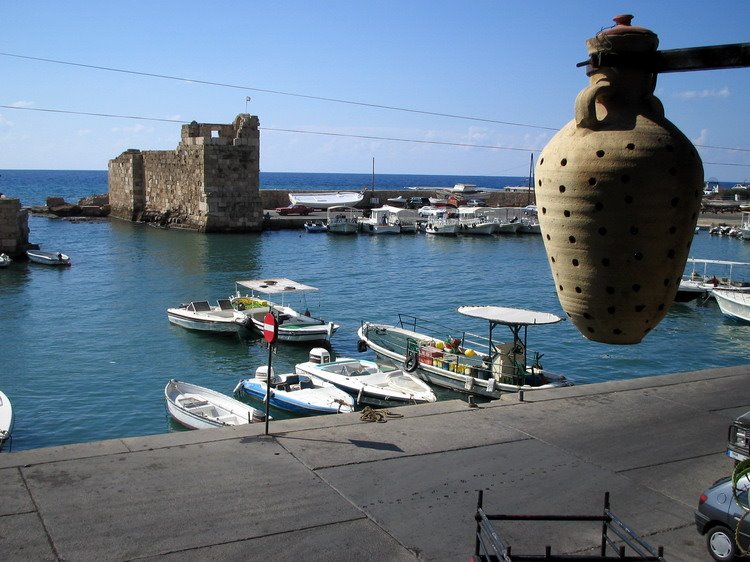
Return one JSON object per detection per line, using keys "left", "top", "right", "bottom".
{"left": 404, "top": 353, "right": 419, "bottom": 373}
{"left": 486, "top": 378, "right": 495, "bottom": 393}
{"left": 357, "top": 339, "right": 368, "bottom": 353}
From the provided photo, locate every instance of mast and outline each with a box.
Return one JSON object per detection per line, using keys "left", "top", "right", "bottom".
{"left": 527, "top": 153, "right": 534, "bottom": 206}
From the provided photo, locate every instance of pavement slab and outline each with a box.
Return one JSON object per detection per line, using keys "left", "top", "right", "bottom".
{"left": 20, "top": 437, "right": 363, "bottom": 561}
{"left": 319, "top": 439, "right": 688, "bottom": 561}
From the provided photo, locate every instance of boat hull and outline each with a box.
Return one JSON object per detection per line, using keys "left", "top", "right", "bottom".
{"left": 167, "top": 310, "right": 240, "bottom": 333}
{"left": 295, "top": 358, "right": 437, "bottom": 406}
{"left": 27, "top": 250, "right": 71, "bottom": 266}
{"left": 289, "top": 192, "right": 364, "bottom": 209}
{"left": 713, "top": 290, "right": 750, "bottom": 322}
{"left": 0, "top": 390, "right": 13, "bottom": 451}
{"left": 235, "top": 378, "right": 353, "bottom": 415}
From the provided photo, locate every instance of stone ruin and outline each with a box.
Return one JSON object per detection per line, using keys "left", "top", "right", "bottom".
{"left": 108, "top": 114, "right": 263, "bottom": 232}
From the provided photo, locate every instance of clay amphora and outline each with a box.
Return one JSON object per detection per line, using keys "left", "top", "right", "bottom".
{"left": 535, "top": 15, "right": 703, "bottom": 344}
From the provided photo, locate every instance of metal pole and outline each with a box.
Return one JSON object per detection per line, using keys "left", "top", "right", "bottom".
{"left": 265, "top": 339, "right": 272, "bottom": 435}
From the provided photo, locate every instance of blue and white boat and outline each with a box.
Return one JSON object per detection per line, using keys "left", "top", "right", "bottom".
{"left": 234, "top": 367, "right": 354, "bottom": 415}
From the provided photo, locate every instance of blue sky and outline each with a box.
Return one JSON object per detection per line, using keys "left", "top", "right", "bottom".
{"left": 1, "top": 1, "right": 749, "bottom": 181}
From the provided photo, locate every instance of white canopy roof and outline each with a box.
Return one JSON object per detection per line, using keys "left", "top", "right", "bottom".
{"left": 235, "top": 278, "right": 319, "bottom": 294}
{"left": 457, "top": 305, "right": 563, "bottom": 326}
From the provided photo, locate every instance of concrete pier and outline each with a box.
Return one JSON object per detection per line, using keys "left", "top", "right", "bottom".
{"left": 1, "top": 365, "right": 748, "bottom": 561}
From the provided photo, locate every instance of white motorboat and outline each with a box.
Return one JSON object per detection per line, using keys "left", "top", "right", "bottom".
{"left": 457, "top": 207, "right": 496, "bottom": 235}
{"left": 231, "top": 278, "right": 339, "bottom": 343}
{"left": 479, "top": 207, "right": 522, "bottom": 234}
{"left": 288, "top": 190, "right": 365, "bottom": 209}
{"left": 164, "top": 379, "right": 266, "bottom": 430}
{"left": 326, "top": 206, "right": 361, "bottom": 234}
{"left": 166, "top": 299, "right": 245, "bottom": 333}
{"left": 424, "top": 217, "right": 460, "bottom": 235}
{"left": 358, "top": 207, "right": 401, "bottom": 235}
{"left": 27, "top": 249, "right": 71, "bottom": 266}
{"left": 712, "top": 289, "right": 750, "bottom": 323}
{"left": 0, "top": 390, "right": 13, "bottom": 451}
{"left": 234, "top": 367, "right": 354, "bottom": 415}
{"left": 0, "top": 253, "right": 10, "bottom": 268}
{"left": 295, "top": 347, "right": 437, "bottom": 407}
{"left": 357, "top": 306, "right": 572, "bottom": 398}
{"left": 517, "top": 205, "right": 542, "bottom": 234}
{"left": 304, "top": 221, "right": 327, "bottom": 233}
{"left": 741, "top": 211, "right": 750, "bottom": 240}
{"left": 674, "top": 258, "right": 750, "bottom": 303}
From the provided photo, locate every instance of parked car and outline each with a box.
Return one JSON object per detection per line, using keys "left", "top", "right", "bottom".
{"left": 728, "top": 411, "right": 750, "bottom": 464}
{"left": 695, "top": 474, "right": 750, "bottom": 561}
{"left": 275, "top": 204, "right": 312, "bottom": 216}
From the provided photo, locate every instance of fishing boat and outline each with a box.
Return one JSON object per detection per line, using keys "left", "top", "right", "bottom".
{"left": 288, "top": 190, "right": 365, "bottom": 209}
{"left": 0, "top": 253, "right": 10, "bottom": 267}
{"left": 231, "top": 278, "right": 338, "bottom": 343}
{"left": 712, "top": 289, "right": 750, "bottom": 323}
{"left": 164, "top": 379, "right": 266, "bottom": 430}
{"left": 166, "top": 299, "right": 245, "bottom": 333}
{"left": 357, "top": 306, "right": 572, "bottom": 399}
{"left": 674, "top": 258, "right": 750, "bottom": 303}
{"left": 0, "top": 390, "right": 13, "bottom": 451}
{"left": 420, "top": 207, "right": 460, "bottom": 235}
{"left": 358, "top": 207, "right": 401, "bottom": 235}
{"left": 326, "top": 206, "right": 361, "bottom": 234}
{"left": 26, "top": 249, "right": 71, "bottom": 266}
{"left": 234, "top": 367, "right": 354, "bottom": 415}
{"left": 295, "top": 347, "right": 437, "bottom": 407}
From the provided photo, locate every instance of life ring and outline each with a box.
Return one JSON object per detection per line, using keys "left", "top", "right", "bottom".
{"left": 404, "top": 353, "right": 418, "bottom": 372}
{"left": 357, "top": 339, "right": 368, "bottom": 353}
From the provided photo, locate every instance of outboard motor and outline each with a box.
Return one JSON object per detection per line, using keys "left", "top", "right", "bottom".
{"left": 308, "top": 347, "right": 331, "bottom": 364}
{"left": 255, "top": 366, "right": 278, "bottom": 384}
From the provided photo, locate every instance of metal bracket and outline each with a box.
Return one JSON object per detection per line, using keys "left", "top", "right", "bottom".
{"left": 577, "top": 43, "right": 750, "bottom": 74}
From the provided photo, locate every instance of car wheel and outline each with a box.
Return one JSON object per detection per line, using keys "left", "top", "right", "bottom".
{"left": 706, "top": 525, "right": 737, "bottom": 561}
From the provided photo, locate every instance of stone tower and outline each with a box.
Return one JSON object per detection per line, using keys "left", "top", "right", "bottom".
{"left": 108, "top": 114, "right": 263, "bottom": 232}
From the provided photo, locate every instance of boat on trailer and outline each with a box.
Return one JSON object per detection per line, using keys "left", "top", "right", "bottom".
{"left": 357, "top": 306, "right": 572, "bottom": 399}
{"left": 164, "top": 379, "right": 266, "bottom": 430}
{"left": 295, "top": 347, "right": 437, "bottom": 407}
{"left": 288, "top": 190, "right": 365, "bottom": 209}
{"left": 231, "top": 278, "right": 338, "bottom": 343}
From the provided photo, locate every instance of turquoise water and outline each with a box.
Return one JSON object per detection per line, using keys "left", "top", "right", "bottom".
{"left": 1, "top": 171, "right": 749, "bottom": 451}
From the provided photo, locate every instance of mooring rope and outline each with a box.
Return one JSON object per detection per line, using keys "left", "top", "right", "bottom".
{"left": 359, "top": 406, "right": 404, "bottom": 423}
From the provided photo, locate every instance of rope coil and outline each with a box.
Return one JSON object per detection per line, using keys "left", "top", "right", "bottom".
{"left": 359, "top": 406, "right": 404, "bottom": 423}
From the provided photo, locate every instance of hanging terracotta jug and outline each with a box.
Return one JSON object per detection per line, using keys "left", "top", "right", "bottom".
{"left": 535, "top": 15, "right": 703, "bottom": 344}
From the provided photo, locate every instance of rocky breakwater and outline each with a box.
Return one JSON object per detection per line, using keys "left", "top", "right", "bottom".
{"left": 29, "top": 195, "right": 111, "bottom": 219}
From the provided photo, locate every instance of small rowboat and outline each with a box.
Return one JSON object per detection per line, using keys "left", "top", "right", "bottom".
{"left": 27, "top": 250, "right": 71, "bottom": 266}
{"left": 165, "top": 379, "right": 266, "bottom": 430}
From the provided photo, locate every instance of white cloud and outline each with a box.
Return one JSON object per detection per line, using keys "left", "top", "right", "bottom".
{"left": 692, "top": 128, "right": 709, "bottom": 145}
{"left": 10, "top": 100, "right": 34, "bottom": 108}
{"left": 675, "top": 87, "right": 730, "bottom": 100}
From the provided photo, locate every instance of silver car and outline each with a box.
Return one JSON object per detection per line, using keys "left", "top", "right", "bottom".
{"left": 695, "top": 475, "right": 750, "bottom": 561}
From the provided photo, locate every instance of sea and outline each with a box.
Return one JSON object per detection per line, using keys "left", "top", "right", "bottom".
{"left": 0, "top": 169, "right": 748, "bottom": 452}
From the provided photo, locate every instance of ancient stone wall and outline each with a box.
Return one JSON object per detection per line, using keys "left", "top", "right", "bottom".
{"left": 108, "top": 114, "right": 262, "bottom": 232}
{"left": 0, "top": 198, "right": 29, "bottom": 257}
